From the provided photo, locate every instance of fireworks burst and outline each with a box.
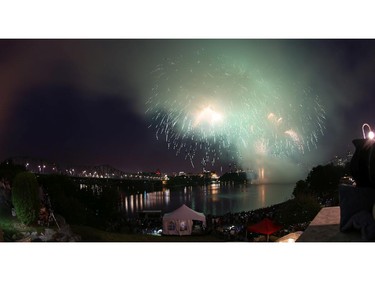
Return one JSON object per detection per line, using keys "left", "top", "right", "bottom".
{"left": 146, "top": 49, "right": 326, "bottom": 169}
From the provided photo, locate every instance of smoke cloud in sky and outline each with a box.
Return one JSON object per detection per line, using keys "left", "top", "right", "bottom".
{"left": 1, "top": 39, "right": 375, "bottom": 180}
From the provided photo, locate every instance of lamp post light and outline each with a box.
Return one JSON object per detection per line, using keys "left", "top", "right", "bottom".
{"left": 362, "top": 123, "right": 374, "bottom": 139}
{"left": 350, "top": 123, "right": 375, "bottom": 187}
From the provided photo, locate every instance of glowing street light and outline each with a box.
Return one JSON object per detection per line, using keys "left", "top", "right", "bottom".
{"left": 362, "top": 123, "right": 374, "bottom": 140}
{"left": 351, "top": 123, "right": 375, "bottom": 188}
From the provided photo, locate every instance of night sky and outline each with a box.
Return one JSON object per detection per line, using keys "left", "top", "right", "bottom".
{"left": 1, "top": 39, "right": 375, "bottom": 180}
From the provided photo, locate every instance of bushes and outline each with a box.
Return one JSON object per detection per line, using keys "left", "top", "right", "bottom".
{"left": 11, "top": 172, "right": 41, "bottom": 225}
{"left": 292, "top": 163, "right": 348, "bottom": 206}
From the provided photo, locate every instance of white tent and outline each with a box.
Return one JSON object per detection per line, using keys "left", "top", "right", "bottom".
{"left": 162, "top": 204, "right": 206, "bottom": 236}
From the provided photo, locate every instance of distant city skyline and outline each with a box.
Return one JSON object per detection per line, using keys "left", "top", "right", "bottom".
{"left": 2, "top": 138, "right": 354, "bottom": 181}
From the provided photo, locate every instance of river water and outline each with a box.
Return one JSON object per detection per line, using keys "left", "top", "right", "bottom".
{"left": 119, "top": 183, "right": 295, "bottom": 217}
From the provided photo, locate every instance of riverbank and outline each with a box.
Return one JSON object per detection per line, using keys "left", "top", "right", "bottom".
{"left": 87, "top": 194, "right": 323, "bottom": 242}
{"left": 1, "top": 192, "right": 325, "bottom": 242}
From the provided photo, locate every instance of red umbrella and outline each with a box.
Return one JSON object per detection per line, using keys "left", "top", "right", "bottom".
{"left": 247, "top": 218, "right": 282, "bottom": 242}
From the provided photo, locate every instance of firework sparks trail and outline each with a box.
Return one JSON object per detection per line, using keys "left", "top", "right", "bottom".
{"left": 146, "top": 49, "right": 326, "bottom": 169}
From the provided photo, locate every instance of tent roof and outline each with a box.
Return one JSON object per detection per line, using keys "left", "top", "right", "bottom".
{"left": 247, "top": 218, "right": 282, "bottom": 235}
{"left": 163, "top": 204, "right": 205, "bottom": 221}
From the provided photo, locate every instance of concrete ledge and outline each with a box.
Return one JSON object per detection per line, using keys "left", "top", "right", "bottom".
{"left": 297, "top": 206, "right": 363, "bottom": 242}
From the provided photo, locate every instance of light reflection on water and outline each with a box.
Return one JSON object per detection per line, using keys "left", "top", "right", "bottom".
{"left": 120, "top": 183, "right": 294, "bottom": 217}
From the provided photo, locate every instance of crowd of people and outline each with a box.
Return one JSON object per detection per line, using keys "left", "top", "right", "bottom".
{"left": 123, "top": 201, "right": 313, "bottom": 242}
{"left": 204, "top": 204, "right": 311, "bottom": 241}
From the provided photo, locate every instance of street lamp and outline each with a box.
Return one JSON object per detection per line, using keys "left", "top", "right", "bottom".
{"left": 362, "top": 123, "right": 374, "bottom": 140}
{"left": 350, "top": 123, "right": 375, "bottom": 187}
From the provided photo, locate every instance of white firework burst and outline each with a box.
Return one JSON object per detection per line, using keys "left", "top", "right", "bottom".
{"left": 146, "top": 48, "right": 326, "bottom": 168}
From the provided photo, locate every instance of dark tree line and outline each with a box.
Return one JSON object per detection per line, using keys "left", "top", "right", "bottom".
{"left": 293, "top": 162, "right": 350, "bottom": 204}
